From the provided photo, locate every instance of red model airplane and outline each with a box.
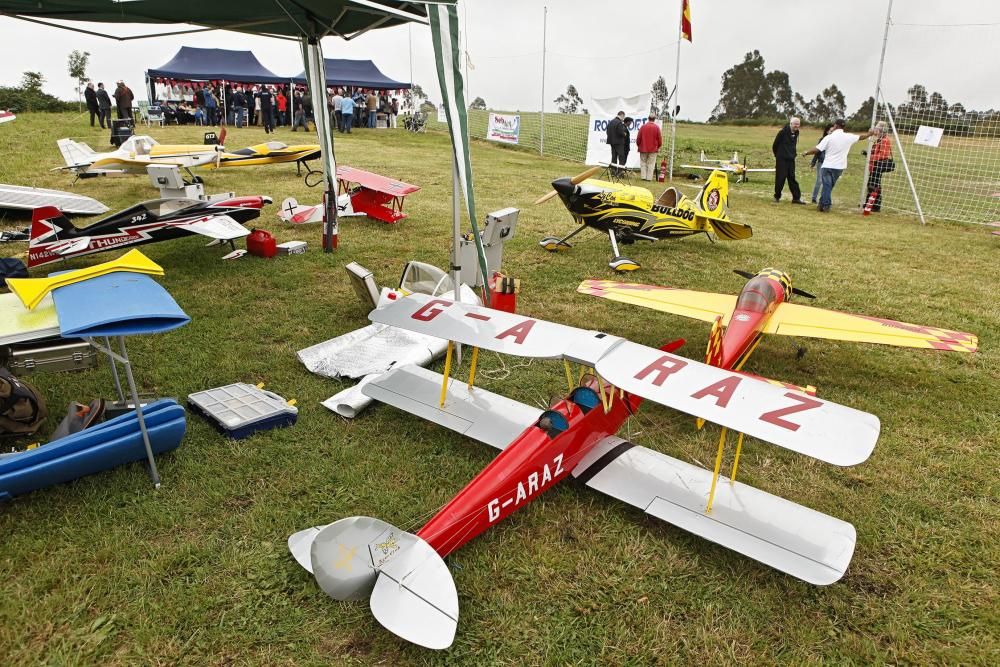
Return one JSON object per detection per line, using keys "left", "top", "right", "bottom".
{"left": 336, "top": 165, "right": 420, "bottom": 224}
{"left": 288, "top": 294, "right": 881, "bottom": 649}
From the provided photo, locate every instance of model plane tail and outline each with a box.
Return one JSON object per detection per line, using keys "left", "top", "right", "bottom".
{"left": 56, "top": 138, "right": 98, "bottom": 169}
{"left": 694, "top": 170, "right": 731, "bottom": 221}
{"left": 290, "top": 516, "right": 458, "bottom": 650}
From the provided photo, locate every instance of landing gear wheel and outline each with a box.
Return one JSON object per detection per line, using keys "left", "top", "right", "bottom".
{"left": 609, "top": 256, "right": 640, "bottom": 272}
{"left": 539, "top": 236, "right": 571, "bottom": 252}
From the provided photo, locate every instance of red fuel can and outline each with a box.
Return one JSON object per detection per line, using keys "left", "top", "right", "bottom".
{"left": 247, "top": 228, "right": 277, "bottom": 258}
{"left": 488, "top": 272, "right": 518, "bottom": 313}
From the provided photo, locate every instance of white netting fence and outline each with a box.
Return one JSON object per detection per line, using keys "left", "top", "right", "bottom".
{"left": 871, "top": 93, "right": 1000, "bottom": 225}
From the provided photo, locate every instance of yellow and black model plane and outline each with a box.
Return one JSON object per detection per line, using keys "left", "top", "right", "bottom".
{"left": 537, "top": 168, "right": 751, "bottom": 272}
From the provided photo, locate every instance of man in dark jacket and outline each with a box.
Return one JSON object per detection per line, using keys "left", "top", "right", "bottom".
{"left": 259, "top": 86, "right": 274, "bottom": 134}
{"left": 96, "top": 83, "right": 113, "bottom": 129}
{"left": 84, "top": 82, "right": 99, "bottom": 127}
{"left": 606, "top": 111, "right": 628, "bottom": 175}
{"left": 772, "top": 116, "right": 804, "bottom": 203}
{"left": 114, "top": 81, "right": 134, "bottom": 121}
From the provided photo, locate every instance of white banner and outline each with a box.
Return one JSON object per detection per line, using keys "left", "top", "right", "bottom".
{"left": 486, "top": 112, "right": 520, "bottom": 144}
{"left": 436, "top": 106, "right": 447, "bottom": 123}
{"left": 585, "top": 94, "right": 651, "bottom": 169}
{"left": 914, "top": 125, "right": 944, "bottom": 148}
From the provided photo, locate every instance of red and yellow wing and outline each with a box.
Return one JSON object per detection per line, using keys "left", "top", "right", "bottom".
{"left": 578, "top": 279, "right": 738, "bottom": 325}
{"left": 766, "top": 302, "right": 978, "bottom": 352}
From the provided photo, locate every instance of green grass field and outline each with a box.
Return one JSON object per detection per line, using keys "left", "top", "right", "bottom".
{"left": 0, "top": 113, "right": 997, "bottom": 665}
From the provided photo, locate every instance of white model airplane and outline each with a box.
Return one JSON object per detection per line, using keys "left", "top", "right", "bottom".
{"left": 56, "top": 135, "right": 223, "bottom": 177}
{"left": 289, "top": 293, "right": 882, "bottom": 649}
{"left": 681, "top": 150, "right": 775, "bottom": 183}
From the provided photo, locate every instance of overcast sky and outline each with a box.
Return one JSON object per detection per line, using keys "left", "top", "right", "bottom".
{"left": 1, "top": 0, "right": 997, "bottom": 120}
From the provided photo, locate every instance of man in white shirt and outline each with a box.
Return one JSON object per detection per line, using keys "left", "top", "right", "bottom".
{"left": 803, "top": 119, "right": 877, "bottom": 212}
{"left": 332, "top": 89, "right": 343, "bottom": 132}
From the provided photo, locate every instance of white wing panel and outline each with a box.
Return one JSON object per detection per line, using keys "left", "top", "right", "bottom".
{"left": 172, "top": 214, "right": 250, "bottom": 240}
{"left": 573, "top": 439, "right": 856, "bottom": 585}
{"left": 362, "top": 364, "right": 542, "bottom": 450}
{"left": 596, "top": 341, "right": 879, "bottom": 466}
{"left": 369, "top": 293, "right": 598, "bottom": 359}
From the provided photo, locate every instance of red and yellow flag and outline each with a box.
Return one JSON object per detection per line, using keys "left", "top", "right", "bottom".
{"left": 681, "top": 0, "right": 692, "bottom": 42}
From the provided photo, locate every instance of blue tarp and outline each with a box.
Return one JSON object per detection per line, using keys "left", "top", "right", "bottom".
{"left": 148, "top": 46, "right": 288, "bottom": 84}
{"left": 292, "top": 58, "right": 410, "bottom": 90}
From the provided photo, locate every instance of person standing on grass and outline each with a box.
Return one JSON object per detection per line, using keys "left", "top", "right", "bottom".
{"left": 276, "top": 89, "right": 287, "bottom": 126}
{"left": 114, "top": 81, "right": 134, "bottom": 121}
{"left": 232, "top": 87, "right": 247, "bottom": 128}
{"left": 390, "top": 97, "right": 399, "bottom": 128}
{"left": 772, "top": 116, "right": 805, "bottom": 204}
{"left": 332, "top": 89, "right": 343, "bottom": 133}
{"left": 865, "top": 121, "right": 894, "bottom": 213}
{"left": 340, "top": 93, "right": 355, "bottom": 134}
{"left": 96, "top": 83, "right": 112, "bottom": 128}
{"left": 803, "top": 118, "right": 878, "bottom": 213}
{"left": 259, "top": 86, "right": 274, "bottom": 134}
{"left": 810, "top": 123, "right": 833, "bottom": 204}
{"left": 636, "top": 113, "right": 662, "bottom": 181}
{"left": 366, "top": 89, "right": 378, "bottom": 128}
{"left": 606, "top": 111, "right": 628, "bottom": 175}
{"left": 84, "top": 82, "right": 99, "bottom": 128}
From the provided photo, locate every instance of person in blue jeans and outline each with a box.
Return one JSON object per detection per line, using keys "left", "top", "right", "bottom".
{"left": 340, "top": 94, "right": 355, "bottom": 133}
{"left": 810, "top": 123, "right": 833, "bottom": 203}
{"left": 804, "top": 119, "right": 878, "bottom": 212}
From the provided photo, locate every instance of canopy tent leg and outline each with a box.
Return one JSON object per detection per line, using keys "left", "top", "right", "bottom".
{"left": 301, "top": 37, "right": 339, "bottom": 251}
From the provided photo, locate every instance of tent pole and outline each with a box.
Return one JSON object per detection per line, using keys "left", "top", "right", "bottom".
{"left": 302, "top": 37, "right": 339, "bottom": 252}
{"left": 451, "top": 152, "right": 463, "bottom": 364}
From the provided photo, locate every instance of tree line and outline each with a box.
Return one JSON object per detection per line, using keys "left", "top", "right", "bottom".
{"left": 710, "top": 50, "right": 997, "bottom": 136}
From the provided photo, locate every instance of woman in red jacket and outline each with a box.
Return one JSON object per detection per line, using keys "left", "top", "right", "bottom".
{"left": 276, "top": 89, "right": 288, "bottom": 126}
{"left": 866, "top": 121, "right": 894, "bottom": 213}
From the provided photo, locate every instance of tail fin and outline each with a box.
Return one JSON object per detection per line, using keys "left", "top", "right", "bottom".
{"left": 56, "top": 138, "right": 97, "bottom": 168}
{"left": 695, "top": 170, "right": 730, "bottom": 221}
{"left": 295, "top": 516, "right": 458, "bottom": 650}
{"left": 28, "top": 207, "right": 75, "bottom": 268}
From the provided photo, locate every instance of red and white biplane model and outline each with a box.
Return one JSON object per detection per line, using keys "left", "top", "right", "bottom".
{"left": 280, "top": 166, "right": 420, "bottom": 225}
{"left": 289, "top": 294, "right": 881, "bottom": 649}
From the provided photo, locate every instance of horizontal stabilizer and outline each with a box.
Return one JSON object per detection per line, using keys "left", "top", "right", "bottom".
{"left": 170, "top": 214, "right": 249, "bottom": 240}
{"left": 362, "top": 364, "right": 542, "bottom": 450}
{"left": 573, "top": 438, "right": 856, "bottom": 585}
{"left": 56, "top": 138, "right": 97, "bottom": 169}
{"left": 595, "top": 341, "right": 879, "bottom": 466}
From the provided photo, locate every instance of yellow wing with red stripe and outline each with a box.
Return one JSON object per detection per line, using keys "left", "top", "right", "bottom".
{"left": 578, "top": 279, "right": 738, "bottom": 325}
{"left": 766, "top": 302, "right": 978, "bottom": 352}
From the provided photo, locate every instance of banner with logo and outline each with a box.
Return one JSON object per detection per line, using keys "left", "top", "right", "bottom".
{"left": 585, "top": 93, "right": 652, "bottom": 169}
{"left": 487, "top": 112, "right": 520, "bottom": 144}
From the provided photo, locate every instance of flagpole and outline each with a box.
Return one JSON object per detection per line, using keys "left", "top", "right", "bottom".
{"left": 668, "top": 0, "right": 683, "bottom": 181}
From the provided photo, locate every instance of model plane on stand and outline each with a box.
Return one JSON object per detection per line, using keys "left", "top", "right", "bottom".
{"left": 537, "top": 168, "right": 751, "bottom": 271}
{"left": 288, "top": 293, "right": 881, "bottom": 649}
{"left": 681, "top": 150, "right": 775, "bottom": 183}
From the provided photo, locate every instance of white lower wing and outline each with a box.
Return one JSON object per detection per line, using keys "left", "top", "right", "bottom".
{"left": 573, "top": 437, "right": 856, "bottom": 585}
{"left": 595, "top": 341, "right": 879, "bottom": 466}
{"left": 362, "top": 365, "right": 542, "bottom": 450}
{"left": 171, "top": 214, "right": 250, "bottom": 240}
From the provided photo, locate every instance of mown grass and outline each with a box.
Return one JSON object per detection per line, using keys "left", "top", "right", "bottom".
{"left": 0, "top": 112, "right": 997, "bottom": 665}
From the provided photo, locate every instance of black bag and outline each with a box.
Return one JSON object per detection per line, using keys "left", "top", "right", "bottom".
{"left": 0, "top": 257, "right": 27, "bottom": 288}
{"left": 883, "top": 157, "right": 896, "bottom": 173}
{"left": 0, "top": 367, "right": 48, "bottom": 436}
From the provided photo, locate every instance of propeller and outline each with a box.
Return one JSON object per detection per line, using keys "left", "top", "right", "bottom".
{"left": 533, "top": 166, "right": 601, "bottom": 205}
{"left": 732, "top": 269, "right": 817, "bottom": 299}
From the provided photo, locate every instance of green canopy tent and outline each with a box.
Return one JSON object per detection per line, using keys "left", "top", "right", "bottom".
{"left": 0, "top": 1, "right": 490, "bottom": 294}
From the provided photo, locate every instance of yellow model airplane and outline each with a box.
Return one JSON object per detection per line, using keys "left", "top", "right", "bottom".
{"left": 579, "top": 268, "right": 978, "bottom": 388}
{"left": 680, "top": 151, "right": 775, "bottom": 183}
{"left": 537, "top": 168, "right": 751, "bottom": 272}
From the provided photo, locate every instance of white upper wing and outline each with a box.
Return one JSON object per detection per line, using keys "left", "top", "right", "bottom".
{"left": 170, "top": 214, "right": 250, "bottom": 240}
{"left": 369, "top": 292, "right": 598, "bottom": 359}
{"left": 595, "top": 341, "right": 880, "bottom": 466}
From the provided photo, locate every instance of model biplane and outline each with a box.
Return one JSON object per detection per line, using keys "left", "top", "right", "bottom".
{"left": 537, "top": 168, "right": 751, "bottom": 272}
{"left": 579, "top": 268, "right": 978, "bottom": 391}
{"left": 288, "top": 293, "right": 881, "bottom": 649}
{"left": 27, "top": 195, "right": 271, "bottom": 268}
{"left": 681, "top": 150, "right": 775, "bottom": 183}
{"left": 57, "top": 135, "right": 321, "bottom": 182}
{"left": 277, "top": 166, "right": 420, "bottom": 225}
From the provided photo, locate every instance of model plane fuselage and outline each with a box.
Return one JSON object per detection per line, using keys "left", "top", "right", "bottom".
{"left": 719, "top": 270, "right": 792, "bottom": 370}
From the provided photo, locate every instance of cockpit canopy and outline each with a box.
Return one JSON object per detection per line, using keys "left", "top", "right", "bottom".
{"left": 735, "top": 276, "right": 779, "bottom": 313}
